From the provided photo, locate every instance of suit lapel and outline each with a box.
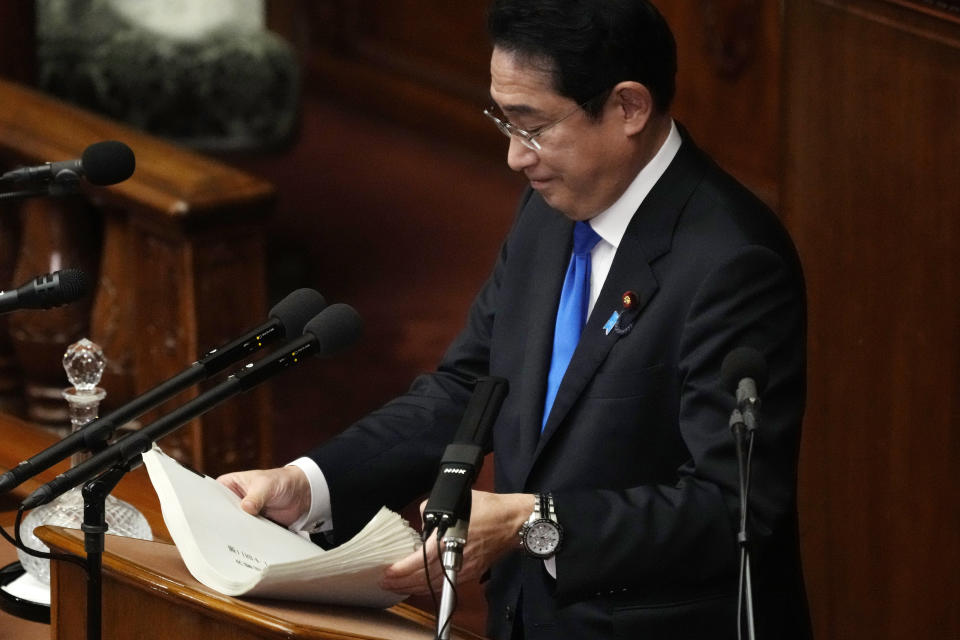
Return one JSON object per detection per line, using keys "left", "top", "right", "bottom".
{"left": 526, "top": 132, "right": 709, "bottom": 473}
{"left": 513, "top": 206, "right": 574, "bottom": 469}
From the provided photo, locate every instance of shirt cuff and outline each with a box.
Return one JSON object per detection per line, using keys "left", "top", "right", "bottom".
{"left": 286, "top": 457, "right": 334, "bottom": 534}
{"left": 545, "top": 557, "right": 557, "bottom": 578}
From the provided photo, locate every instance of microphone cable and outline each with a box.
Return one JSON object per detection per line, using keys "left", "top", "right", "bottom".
{"left": 0, "top": 507, "right": 88, "bottom": 574}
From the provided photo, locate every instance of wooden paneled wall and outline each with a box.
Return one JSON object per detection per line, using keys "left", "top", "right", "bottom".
{"left": 268, "top": 0, "right": 782, "bottom": 203}
{"left": 660, "top": 0, "right": 783, "bottom": 206}
{"left": 782, "top": 1, "right": 960, "bottom": 637}
{"left": 0, "top": 3, "right": 35, "bottom": 84}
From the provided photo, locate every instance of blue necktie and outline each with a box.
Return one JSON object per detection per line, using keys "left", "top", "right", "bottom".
{"left": 542, "top": 221, "right": 602, "bottom": 429}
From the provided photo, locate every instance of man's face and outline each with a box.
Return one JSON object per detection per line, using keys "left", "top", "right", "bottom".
{"left": 489, "top": 48, "right": 630, "bottom": 220}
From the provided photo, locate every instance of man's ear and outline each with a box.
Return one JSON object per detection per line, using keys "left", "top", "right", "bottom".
{"left": 612, "top": 81, "right": 654, "bottom": 136}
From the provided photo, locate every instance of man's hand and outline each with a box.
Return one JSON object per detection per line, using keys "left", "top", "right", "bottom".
{"left": 217, "top": 466, "right": 311, "bottom": 527}
{"left": 379, "top": 490, "right": 535, "bottom": 595}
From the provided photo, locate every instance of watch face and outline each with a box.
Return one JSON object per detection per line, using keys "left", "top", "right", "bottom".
{"left": 525, "top": 520, "right": 561, "bottom": 557}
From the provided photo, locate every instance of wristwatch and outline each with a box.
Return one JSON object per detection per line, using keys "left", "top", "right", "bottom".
{"left": 519, "top": 493, "right": 563, "bottom": 559}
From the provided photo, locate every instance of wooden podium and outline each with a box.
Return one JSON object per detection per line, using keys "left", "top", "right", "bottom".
{"left": 39, "top": 527, "right": 484, "bottom": 640}
{"left": 1, "top": 416, "right": 484, "bottom": 639}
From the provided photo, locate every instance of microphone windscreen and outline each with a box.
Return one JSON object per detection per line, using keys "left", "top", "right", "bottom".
{"left": 304, "top": 303, "right": 363, "bottom": 357}
{"left": 720, "top": 346, "right": 768, "bottom": 394}
{"left": 55, "top": 269, "right": 92, "bottom": 305}
{"left": 269, "top": 288, "right": 327, "bottom": 336}
{"left": 81, "top": 141, "right": 135, "bottom": 186}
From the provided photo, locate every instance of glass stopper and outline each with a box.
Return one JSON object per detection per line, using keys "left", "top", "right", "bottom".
{"left": 62, "top": 338, "right": 106, "bottom": 392}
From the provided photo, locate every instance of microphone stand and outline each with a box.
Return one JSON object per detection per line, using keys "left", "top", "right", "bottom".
{"left": 420, "top": 377, "right": 508, "bottom": 639}
{"left": 0, "top": 182, "right": 79, "bottom": 201}
{"left": 730, "top": 408, "right": 757, "bottom": 640}
{"left": 436, "top": 498, "right": 470, "bottom": 640}
{"left": 80, "top": 461, "right": 135, "bottom": 640}
{"left": 0, "top": 189, "right": 50, "bottom": 201}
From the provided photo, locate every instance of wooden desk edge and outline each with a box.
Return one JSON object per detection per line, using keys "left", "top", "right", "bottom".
{"left": 38, "top": 525, "right": 486, "bottom": 640}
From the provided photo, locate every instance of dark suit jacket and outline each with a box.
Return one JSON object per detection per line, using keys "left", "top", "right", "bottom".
{"left": 310, "top": 131, "right": 811, "bottom": 640}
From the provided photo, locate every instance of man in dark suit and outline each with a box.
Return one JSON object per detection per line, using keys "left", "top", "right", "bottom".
{"left": 219, "top": 1, "right": 811, "bottom": 638}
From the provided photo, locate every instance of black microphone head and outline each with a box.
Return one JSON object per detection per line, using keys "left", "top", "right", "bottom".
{"left": 720, "top": 346, "right": 768, "bottom": 395}
{"left": 268, "top": 288, "right": 327, "bottom": 337}
{"left": 304, "top": 303, "right": 363, "bottom": 357}
{"left": 81, "top": 141, "right": 135, "bottom": 186}
{"left": 53, "top": 268, "right": 92, "bottom": 304}
{"left": 28, "top": 268, "right": 92, "bottom": 309}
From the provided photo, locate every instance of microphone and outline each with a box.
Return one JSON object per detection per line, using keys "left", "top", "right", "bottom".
{"left": 0, "top": 141, "right": 135, "bottom": 187}
{"left": 422, "top": 376, "right": 509, "bottom": 538}
{"left": 21, "top": 303, "right": 363, "bottom": 509}
{"left": 720, "top": 346, "right": 767, "bottom": 640}
{"left": 721, "top": 346, "right": 768, "bottom": 431}
{"left": 0, "top": 269, "right": 91, "bottom": 315}
{"left": 194, "top": 288, "right": 326, "bottom": 376}
{"left": 0, "top": 288, "right": 326, "bottom": 495}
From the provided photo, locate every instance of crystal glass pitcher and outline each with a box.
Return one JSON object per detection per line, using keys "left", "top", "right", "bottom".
{"left": 18, "top": 339, "right": 152, "bottom": 584}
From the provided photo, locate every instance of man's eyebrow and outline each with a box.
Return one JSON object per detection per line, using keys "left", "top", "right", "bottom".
{"left": 502, "top": 104, "right": 541, "bottom": 117}
{"left": 487, "top": 93, "right": 543, "bottom": 118}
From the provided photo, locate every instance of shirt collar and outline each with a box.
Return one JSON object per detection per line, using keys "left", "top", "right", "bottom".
{"left": 589, "top": 120, "right": 682, "bottom": 250}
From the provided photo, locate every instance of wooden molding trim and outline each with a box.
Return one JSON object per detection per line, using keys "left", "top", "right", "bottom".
{"left": 815, "top": 0, "right": 960, "bottom": 47}
{"left": 0, "top": 78, "right": 276, "bottom": 228}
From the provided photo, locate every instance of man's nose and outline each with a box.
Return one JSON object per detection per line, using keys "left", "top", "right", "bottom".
{"left": 506, "top": 136, "right": 538, "bottom": 172}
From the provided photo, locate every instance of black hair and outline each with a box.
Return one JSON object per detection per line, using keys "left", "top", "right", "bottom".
{"left": 487, "top": 0, "right": 677, "bottom": 118}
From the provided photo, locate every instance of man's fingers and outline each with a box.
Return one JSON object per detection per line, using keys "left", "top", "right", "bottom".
{"left": 383, "top": 550, "right": 423, "bottom": 578}
{"left": 216, "top": 472, "right": 246, "bottom": 498}
{"left": 240, "top": 496, "right": 263, "bottom": 515}
{"left": 217, "top": 471, "right": 270, "bottom": 515}
{"left": 381, "top": 568, "right": 444, "bottom": 595}
{"left": 242, "top": 474, "right": 282, "bottom": 515}
{"left": 380, "top": 542, "right": 447, "bottom": 594}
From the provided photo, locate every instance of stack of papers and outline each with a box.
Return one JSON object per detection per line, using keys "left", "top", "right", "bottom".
{"left": 142, "top": 446, "right": 421, "bottom": 608}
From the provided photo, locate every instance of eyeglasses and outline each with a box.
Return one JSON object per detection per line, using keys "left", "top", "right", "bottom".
{"left": 483, "top": 102, "right": 586, "bottom": 152}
